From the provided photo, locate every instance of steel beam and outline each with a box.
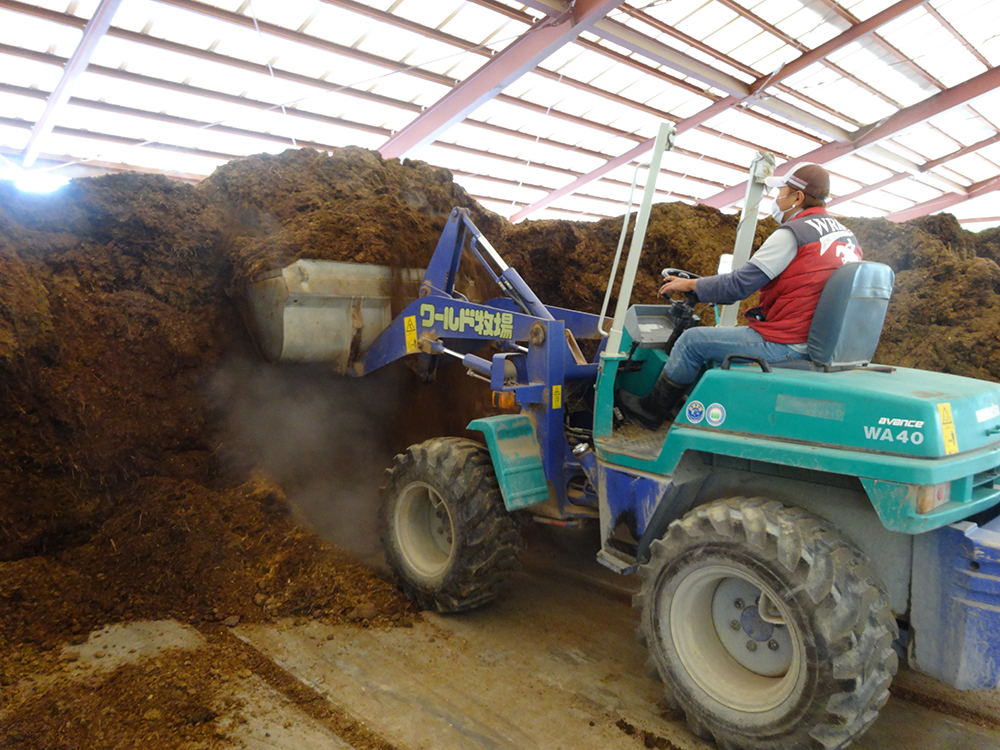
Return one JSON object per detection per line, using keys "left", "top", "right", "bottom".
{"left": 885, "top": 174, "right": 1000, "bottom": 223}
{"left": 826, "top": 173, "right": 909, "bottom": 208}
{"left": 742, "top": 0, "right": 927, "bottom": 96}
{"left": 700, "top": 65, "right": 1000, "bottom": 210}
{"left": 377, "top": 0, "right": 626, "bottom": 159}
{"left": 509, "top": 96, "right": 737, "bottom": 221}
{"left": 922, "top": 133, "right": 1000, "bottom": 171}
{"left": 506, "top": 0, "right": 924, "bottom": 220}
{"left": 20, "top": 0, "right": 124, "bottom": 168}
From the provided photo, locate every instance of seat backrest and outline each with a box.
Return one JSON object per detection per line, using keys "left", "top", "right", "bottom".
{"left": 807, "top": 261, "right": 894, "bottom": 371}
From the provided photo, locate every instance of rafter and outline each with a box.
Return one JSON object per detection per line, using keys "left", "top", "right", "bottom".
{"left": 378, "top": 0, "right": 627, "bottom": 159}
{"left": 700, "top": 65, "right": 1000, "bottom": 210}
{"left": 885, "top": 174, "right": 1000, "bottom": 223}
{"left": 509, "top": 0, "right": 926, "bottom": 220}
{"left": 20, "top": 0, "right": 125, "bottom": 168}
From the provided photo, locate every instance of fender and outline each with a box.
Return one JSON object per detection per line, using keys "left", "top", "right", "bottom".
{"left": 467, "top": 415, "right": 550, "bottom": 511}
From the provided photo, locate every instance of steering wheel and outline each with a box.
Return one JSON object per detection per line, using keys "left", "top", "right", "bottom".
{"left": 660, "top": 268, "right": 701, "bottom": 307}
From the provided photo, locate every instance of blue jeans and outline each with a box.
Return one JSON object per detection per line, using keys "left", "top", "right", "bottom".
{"left": 662, "top": 326, "right": 809, "bottom": 384}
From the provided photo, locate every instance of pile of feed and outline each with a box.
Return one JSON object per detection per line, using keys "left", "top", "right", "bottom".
{"left": 2, "top": 145, "right": 999, "bottom": 747}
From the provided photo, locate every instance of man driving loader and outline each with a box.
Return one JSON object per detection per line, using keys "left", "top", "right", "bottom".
{"left": 617, "top": 162, "right": 864, "bottom": 430}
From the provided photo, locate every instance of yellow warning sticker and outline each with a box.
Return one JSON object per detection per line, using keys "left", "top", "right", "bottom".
{"left": 404, "top": 315, "right": 418, "bottom": 354}
{"left": 938, "top": 403, "right": 959, "bottom": 455}
{"left": 552, "top": 385, "right": 562, "bottom": 410}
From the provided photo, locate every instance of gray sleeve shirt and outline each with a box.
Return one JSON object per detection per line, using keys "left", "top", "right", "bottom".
{"left": 693, "top": 227, "right": 799, "bottom": 303}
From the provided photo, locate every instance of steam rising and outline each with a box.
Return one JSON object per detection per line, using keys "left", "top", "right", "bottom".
{"left": 209, "top": 357, "right": 403, "bottom": 567}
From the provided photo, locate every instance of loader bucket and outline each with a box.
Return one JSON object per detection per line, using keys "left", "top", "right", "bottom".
{"left": 243, "top": 259, "right": 423, "bottom": 373}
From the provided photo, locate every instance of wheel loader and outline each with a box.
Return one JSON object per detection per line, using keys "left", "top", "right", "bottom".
{"left": 243, "top": 127, "right": 1000, "bottom": 750}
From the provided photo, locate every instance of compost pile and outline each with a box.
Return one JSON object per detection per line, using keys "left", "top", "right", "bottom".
{"left": 2, "top": 146, "right": 1000, "bottom": 743}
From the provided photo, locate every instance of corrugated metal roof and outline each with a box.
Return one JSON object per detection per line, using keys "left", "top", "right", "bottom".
{"left": 0, "top": 0, "right": 998, "bottom": 228}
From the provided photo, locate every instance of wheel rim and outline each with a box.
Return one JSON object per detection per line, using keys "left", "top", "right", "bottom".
{"left": 395, "top": 481, "right": 456, "bottom": 578}
{"left": 664, "top": 564, "right": 803, "bottom": 713}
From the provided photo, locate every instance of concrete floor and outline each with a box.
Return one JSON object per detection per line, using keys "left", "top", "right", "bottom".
{"left": 35, "top": 538, "right": 1000, "bottom": 750}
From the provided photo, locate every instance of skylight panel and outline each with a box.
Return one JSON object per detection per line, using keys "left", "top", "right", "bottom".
{"left": 797, "top": 17, "right": 843, "bottom": 50}
{"left": 680, "top": 128, "right": 757, "bottom": 168}
{"left": 319, "top": 57, "right": 406, "bottom": 91}
{"left": 71, "top": 75, "right": 229, "bottom": 127}
{"left": 615, "top": 74, "right": 675, "bottom": 107}
{"left": 366, "top": 73, "right": 449, "bottom": 106}
{"left": 674, "top": 4, "right": 739, "bottom": 41}
{"left": 703, "top": 16, "right": 762, "bottom": 58}
{"left": 554, "top": 46, "right": 620, "bottom": 83}
{"left": 745, "top": 0, "right": 798, "bottom": 27}
{"left": 354, "top": 24, "right": 429, "bottom": 62}
{"left": 829, "top": 199, "right": 883, "bottom": 218}
{"left": 751, "top": 44, "right": 802, "bottom": 78}
{"left": 858, "top": 189, "right": 918, "bottom": 214}
{"left": 300, "top": 94, "right": 407, "bottom": 130}
{"left": 940, "top": 0, "right": 1000, "bottom": 67}
{"left": 305, "top": 4, "right": 379, "bottom": 46}
{"left": 893, "top": 125, "right": 965, "bottom": 162}
{"left": 951, "top": 193, "right": 1000, "bottom": 226}
{"left": 504, "top": 72, "right": 569, "bottom": 106}
{"left": 90, "top": 37, "right": 202, "bottom": 86}
{"left": 587, "top": 179, "right": 627, "bottom": 202}
{"left": 844, "top": 0, "right": 902, "bottom": 20}
{"left": 828, "top": 43, "right": 933, "bottom": 109}
{"left": 931, "top": 109, "right": 995, "bottom": 146}
{"left": 405, "top": 38, "right": 474, "bottom": 75}
{"left": 728, "top": 31, "right": 784, "bottom": 71}
{"left": 0, "top": 91, "right": 45, "bottom": 123}
{"left": 0, "top": 10, "right": 83, "bottom": 56}
{"left": 246, "top": 0, "right": 318, "bottom": 29}
{"left": 67, "top": 0, "right": 102, "bottom": 16}
{"left": 113, "top": 0, "right": 225, "bottom": 51}
{"left": 42, "top": 131, "right": 226, "bottom": 175}
{"left": 945, "top": 154, "right": 998, "bottom": 184}
{"left": 445, "top": 7, "right": 528, "bottom": 48}
{"left": 440, "top": 52, "right": 485, "bottom": 82}
{"left": 537, "top": 145, "right": 607, "bottom": 174}
{"left": 880, "top": 177, "right": 938, "bottom": 204}
{"left": 586, "top": 63, "right": 646, "bottom": 98}
{"left": 207, "top": 26, "right": 297, "bottom": 68}
{"left": 0, "top": 125, "right": 30, "bottom": 152}
{"left": 563, "top": 193, "right": 619, "bottom": 217}
{"left": 0, "top": 53, "right": 64, "bottom": 91}
{"left": 979, "top": 141, "right": 1000, "bottom": 165}
{"left": 965, "top": 90, "right": 1000, "bottom": 126}
{"left": 800, "top": 80, "right": 895, "bottom": 127}
{"left": 775, "top": 5, "right": 830, "bottom": 43}
{"left": 881, "top": 16, "right": 980, "bottom": 88}
{"left": 475, "top": 197, "right": 516, "bottom": 217}
{"left": 828, "top": 154, "right": 894, "bottom": 186}
{"left": 642, "top": 87, "right": 703, "bottom": 117}
{"left": 646, "top": 0, "right": 731, "bottom": 26}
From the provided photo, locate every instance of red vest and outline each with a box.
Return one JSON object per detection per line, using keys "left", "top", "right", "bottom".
{"left": 747, "top": 208, "right": 863, "bottom": 344}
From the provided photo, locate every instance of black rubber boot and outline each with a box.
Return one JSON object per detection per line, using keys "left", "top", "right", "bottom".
{"left": 615, "top": 374, "right": 687, "bottom": 430}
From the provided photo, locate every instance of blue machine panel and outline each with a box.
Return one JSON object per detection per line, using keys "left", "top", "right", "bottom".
{"left": 911, "top": 514, "right": 1000, "bottom": 689}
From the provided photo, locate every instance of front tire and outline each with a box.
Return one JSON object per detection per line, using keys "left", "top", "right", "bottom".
{"left": 635, "top": 497, "right": 898, "bottom": 750}
{"left": 381, "top": 437, "right": 522, "bottom": 612}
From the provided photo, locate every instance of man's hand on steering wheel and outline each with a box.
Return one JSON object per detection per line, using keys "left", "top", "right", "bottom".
{"left": 659, "top": 275, "right": 697, "bottom": 296}
{"left": 659, "top": 268, "right": 701, "bottom": 303}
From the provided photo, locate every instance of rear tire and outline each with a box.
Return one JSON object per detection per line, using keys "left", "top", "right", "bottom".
{"left": 381, "top": 437, "right": 522, "bottom": 612}
{"left": 634, "top": 497, "right": 898, "bottom": 750}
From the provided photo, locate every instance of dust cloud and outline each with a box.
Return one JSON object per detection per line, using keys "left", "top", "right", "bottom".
{"left": 208, "top": 356, "right": 404, "bottom": 566}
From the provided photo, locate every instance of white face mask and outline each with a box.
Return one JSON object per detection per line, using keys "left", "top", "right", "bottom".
{"left": 769, "top": 200, "right": 786, "bottom": 223}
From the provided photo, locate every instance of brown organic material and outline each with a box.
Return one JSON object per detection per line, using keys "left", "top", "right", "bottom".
{"left": 1, "top": 145, "right": 999, "bottom": 748}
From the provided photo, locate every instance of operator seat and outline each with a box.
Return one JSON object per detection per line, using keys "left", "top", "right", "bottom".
{"left": 775, "top": 261, "right": 895, "bottom": 372}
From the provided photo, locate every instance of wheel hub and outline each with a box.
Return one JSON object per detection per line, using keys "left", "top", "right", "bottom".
{"left": 395, "top": 481, "right": 456, "bottom": 578}
{"left": 711, "top": 578, "right": 793, "bottom": 678}
{"left": 665, "top": 564, "right": 802, "bottom": 713}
